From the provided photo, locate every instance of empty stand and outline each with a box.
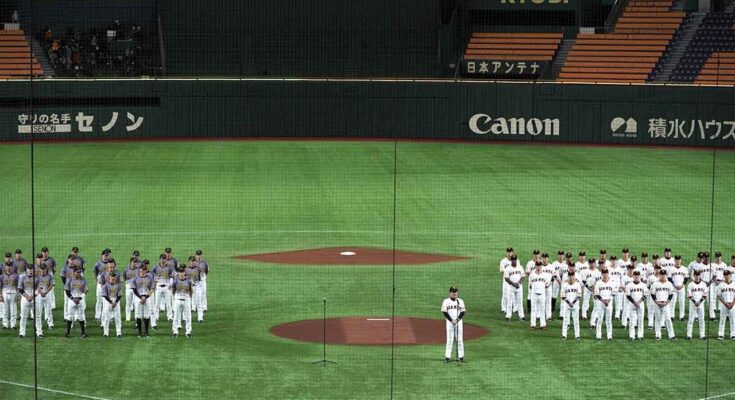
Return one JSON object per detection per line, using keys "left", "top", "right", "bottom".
{"left": 463, "top": 32, "right": 562, "bottom": 71}
{"left": 558, "top": 0, "right": 684, "bottom": 83}
{"left": 0, "top": 29, "right": 43, "bottom": 79}
{"left": 671, "top": 12, "right": 735, "bottom": 85}
{"left": 695, "top": 52, "right": 735, "bottom": 84}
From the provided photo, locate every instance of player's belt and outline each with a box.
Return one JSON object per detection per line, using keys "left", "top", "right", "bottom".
{"left": 159, "top": 285, "right": 167, "bottom": 287}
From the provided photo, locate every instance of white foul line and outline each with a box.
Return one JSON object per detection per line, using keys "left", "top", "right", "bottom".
{"left": 698, "top": 392, "right": 735, "bottom": 400}
{"left": 0, "top": 379, "right": 112, "bottom": 400}
{"left": 367, "top": 318, "right": 391, "bottom": 321}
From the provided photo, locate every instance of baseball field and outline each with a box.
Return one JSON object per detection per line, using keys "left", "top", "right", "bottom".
{"left": 0, "top": 140, "right": 733, "bottom": 400}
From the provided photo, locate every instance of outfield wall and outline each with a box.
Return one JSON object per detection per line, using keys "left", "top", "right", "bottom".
{"left": 1, "top": 80, "right": 734, "bottom": 148}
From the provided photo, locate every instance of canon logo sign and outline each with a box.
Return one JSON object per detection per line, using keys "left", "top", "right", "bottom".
{"left": 468, "top": 114, "right": 560, "bottom": 136}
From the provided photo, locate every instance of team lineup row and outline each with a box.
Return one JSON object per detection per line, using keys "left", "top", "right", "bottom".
{"left": 499, "top": 248, "right": 735, "bottom": 340}
{"left": 0, "top": 247, "right": 211, "bottom": 339}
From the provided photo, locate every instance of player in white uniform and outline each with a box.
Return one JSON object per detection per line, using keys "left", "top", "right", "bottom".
{"left": 503, "top": 255, "right": 525, "bottom": 321}
{"left": 620, "top": 260, "right": 636, "bottom": 328}
{"left": 582, "top": 260, "right": 602, "bottom": 326}
{"left": 551, "top": 250, "right": 566, "bottom": 320}
{"left": 594, "top": 269, "right": 615, "bottom": 340}
{"left": 688, "top": 252, "right": 704, "bottom": 281}
{"left": 441, "top": 287, "right": 466, "bottom": 363}
{"left": 694, "top": 252, "right": 715, "bottom": 320}
{"left": 608, "top": 255, "right": 625, "bottom": 321}
{"left": 711, "top": 252, "right": 727, "bottom": 318}
{"left": 525, "top": 250, "right": 541, "bottom": 312}
{"left": 718, "top": 270, "right": 735, "bottom": 340}
{"left": 651, "top": 270, "right": 676, "bottom": 340}
{"left": 625, "top": 271, "right": 648, "bottom": 340}
{"left": 686, "top": 271, "right": 708, "bottom": 340}
{"left": 499, "top": 247, "right": 514, "bottom": 314}
{"left": 645, "top": 254, "right": 660, "bottom": 329}
{"left": 528, "top": 261, "right": 551, "bottom": 330}
{"left": 560, "top": 271, "right": 582, "bottom": 340}
{"left": 598, "top": 249, "right": 611, "bottom": 269}
{"left": 541, "top": 253, "right": 558, "bottom": 321}
{"left": 669, "top": 256, "right": 688, "bottom": 321}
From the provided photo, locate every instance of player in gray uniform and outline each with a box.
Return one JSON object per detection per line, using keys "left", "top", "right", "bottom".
{"left": 39, "top": 247, "right": 57, "bottom": 310}
{"left": 3, "top": 252, "right": 13, "bottom": 272}
{"left": 35, "top": 264, "right": 55, "bottom": 335}
{"left": 17, "top": 267, "right": 36, "bottom": 338}
{"left": 13, "top": 249, "right": 28, "bottom": 274}
{"left": 194, "top": 250, "right": 209, "bottom": 312}
{"left": 61, "top": 254, "right": 83, "bottom": 324}
{"left": 172, "top": 265, "right": 194, "bottom": 338}
{"left": 131, "top": 265, "right": 156, "bottom": 337}
{"left": 101, "top": 272, "right": 123, "bottom": 338}
{"left": 124, "top": 251, "right": 143, "bottom": 322}
{"left": 64, "top": 267, "right": 89, "bottom": 338}
{"left": 97, "top": 259, "right": 118, "bottom": 328}
{"left": 0, "top": 262, "right": 19, "bottom": 329}
{"left": 93, "top": 249, "right": 112, "bottom": 322}
{"left": 185, "top": 257, "right": 204, "bottom": 323}
{"left": 152, "top": 258, "right": 174, "bottom": 329}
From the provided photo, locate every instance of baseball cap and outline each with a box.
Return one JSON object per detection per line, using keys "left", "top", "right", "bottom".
{"left": 633, "top": 271, "right": 640, "bottom": 275}
{"left": 535, "top": 261, "right": 542, "bottom": 266}
{"left": 41, "top": 247, "right": 48, "bottom": 252}
{"left": 4, "top": 252, "right": 10, "bottom": 258}
{"left": 71, "top": 246, "right": 79, "bottom": 252}
{"left": 102, "top": 249, "right": 110, "bottom": 255}
{"left": 631, "top": 256, "right": 638, "bottom": 262}
{"left": 165, "top": 247, "right": 172, "bottom": 253}
{"left": 610, "top": 255, "right": 617, "bottom": 260}
{"left": 731, "top": 254, "right": 735, "bottom": 260}
{"left": 132, "top": 250, "right": 140, "bottom": 256}
{"left": 188, "top": 256, "right": 196, "bottom": 262}
{"left": 565, "top": 252, "right": 573, "bottom": 258}
{"left": 506, "top": 247, "right": 513, "bottom": 252}
{"left": 693, "top": 270, "right": 701, "bottom": 276}
{"left": 627, "top": 264, "right": 635, "bottom": 268}
{"left": 568, "top": 271, "right": 575, "bottom": 276}
{"left": 510, "top": 255, "right": 518, "bottom": 261}
{"left": 3, "top": 261, "right": 11, "bottom": 267}
{"left": 641, "top": 252, "right": 648, "bottom": 257}
{"left": 107, "top": 258, "right": 116, "bottom": 264}
{"left": 697, "top": 252, "right": 704, "bottom": 258}
{"left": 653, "top": 254, "right": 660, "bottom": 259}
{"left": 715, "top": 251, "right": 722, "bottom": 257}
{"left": 36, "top": 253, "right": 43, "bottom": 259}
{"left": 601, "top": 268, "right": 609, "bottom": 274}
{"left": 589, "top": 258, "right": 596, "bottom": 263}
{"left": 541, "top": 252, "right": 549, "bottom": 258}
{"left": 557, "top": 250, "right": 565, "bottom": 255}
{"left": 599, "top": 249, "right": 607, "bottom": 254}
{"left": 110, "top": 272, "right": 118, "bottom": 277}
{"left": 38, "top": 264, "right": 47, "bottom": 269}
{"left": 196, "top": 250, "right": 203, "bottom": 255}
{"left": 622, "top": 248, "right": 629, "bottom": 253}
{"left": 449, "top": 286, "right": 458, "bottom": 293}
{"left": 664, "top": 248, "right": 672, "bottom": 252}
{"left": 567, "top": 261, "right": 575, "bottom": 266}
{"left": 142, "top": 259, "right": 150, "bottom": 265}
{"left": 177, "top": 266, "right": 186, "bottom": 272}
{"left": 15, "top": 249, "right": 22, "bottom": 254}
{"left": 674, "top": 255, "right": 682, "bottom": 260}
{"left": 579, "top": 251, "right": 586, "bottom": 256}
{"left": 179, "top": 263, "right": 188, "bottom": 270}
{"left": 532, "top": 249, "right": 540, "bottom": 255}
{"left": 724, "top": 270, "right": 732, "bottom": 275}
{"left": 703, "top": 252, "right": 710, "bottom": 258}
{"left": 597, "top": 259, "right": 605, "bottom": 265}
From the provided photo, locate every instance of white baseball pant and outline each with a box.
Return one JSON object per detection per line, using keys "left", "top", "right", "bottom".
{"left": 2, "top": 290, "right": 17, "bottom": 328}
{"left": 192, "top": 283, "right": 204, "bottom": 321}
{"left": 48, "top": 283, "right": 56, "bottom": 310}
{"left": 718, "top": 303, "right": 735, "bottom": 338}
{"left": 654, "top": 304, "right": 674, "bottom": 339}
{"left": 709, "top": 283, "right": 717, "bottom": 319}
{"left": 582, "top": 287, "right": 593, "bottom": 320}
{"left": 94, "top": 283, "right": 103, "bottom": 320}
{"left": 627, "top": 301, "right": 645, "bottom": 339}
{"left": 125, "top": 283, "right": 135, "bottom": 321}
{"left": 444, "top": 320, "right": 464, "bottom": 359}
{"left": 153, "top": 285, "right": 172, "bottom": 325}
{"left": 561, "top": 301, "right": 579, "bottom": 339}
{"left": 670, "top": 287, "right": 686, "bottom": 320}
{"left": 18, "top": 295, "right": 34, "bottom": 337}
{"left": 504, "top": 285, "right": 524, "bottom": 319}
{"left": 201, "top": 274, "right": 208, "bottom": 311}
{"left": 614, "top": 291, "right": 624, "bottom": 319}
{"left": 687, "top": 300, "right": 706, "bottom": 339}
{"left": 68, "top": 295, "right": 86, "bottom": 322}
{"left": 173, "top": 296, "right": 192, "bottom": 334}
{"left": 134, "top": 296, "right": 153, "bottom": 319}
{"left": 501, "top": 281, "right": 508, "bottom": 313}
{"left": 545, "top": 286, "right": 553, "bottom": 320}
{"left": 35, "top": 293, "right": 53, "bottom": 331}
{"left": 595, "top": 300, "right": 613, "bottom": 339}
{"left": 530, "top": 292, "right": 546, "bottom": 328}
{"left": 102, "top": 300, "right": 122, "bottom": 336}
{"left": 646, "top": 294, "right": 656, "bottom": 327}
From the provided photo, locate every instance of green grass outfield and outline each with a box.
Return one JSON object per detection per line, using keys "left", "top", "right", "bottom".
{"left": 0, "top": 140, "right": 733, "bottom": 400}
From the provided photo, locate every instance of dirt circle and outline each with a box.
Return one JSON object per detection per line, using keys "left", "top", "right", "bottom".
{"left": 270, "top": 317, "right": 489, "bottom": 345}
{"left": 235, "top": 247, "right": 468, "bottom": 265}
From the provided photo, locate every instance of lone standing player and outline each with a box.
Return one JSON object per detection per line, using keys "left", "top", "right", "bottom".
{"left": 171, "top": 266, "right": 194, "bottom": 338}
{"left": 441, "top": 287, "right": 465, "bottom": 363}
{"left": 194, "top": 250, "right": 209, "bottom": 313}
{"left": 594, "top": 269, "right": 615, "bottom": 340}
{"left": 17, "top": 267, "right": 35, "bottom": 338}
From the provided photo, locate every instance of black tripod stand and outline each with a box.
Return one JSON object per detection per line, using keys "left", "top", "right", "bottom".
{"left": 312, "top": 298, "right": 336, "bottom": 366}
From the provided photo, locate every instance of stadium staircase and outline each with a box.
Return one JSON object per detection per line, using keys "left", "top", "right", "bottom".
{"left": 0, "top": 28, "right": 43, "bottom": 79}
{"left": 651, "top": 12, "right": 705, "bottom": 81}
{"left": 551, "top": 39, "right": 575, "bottom": 79}
{"left": 558, "top": 0, "right": 685, "bottom": 83}
{"left": 669, "top": 12, "right": 735, "bottom": 85}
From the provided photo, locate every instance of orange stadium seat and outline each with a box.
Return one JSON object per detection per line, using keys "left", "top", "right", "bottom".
{"left": 463, "top": 32, "right": 562, "bottom": 77}
{"left": 0, "top": 28, "right": 43, "bottom": 78}
{"left": 694, "top": 52, "right": 735, "bottom": 85}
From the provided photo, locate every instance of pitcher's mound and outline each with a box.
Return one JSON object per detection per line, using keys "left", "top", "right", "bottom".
{"left": 270, "top": 317, "right": 488, "bottom": 345}
{"left": 235, "top": 247, "right": 468, "bottom": 265}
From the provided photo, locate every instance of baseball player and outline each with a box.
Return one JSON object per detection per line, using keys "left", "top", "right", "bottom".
{"left": 503, "top": 255, "right": 525, "bottom": 321}
{"left": 620, "top": 260, "right": 636, "bottom": 328}
{"left": 594, "top": 269, "right": 615, "bottom": 340}
{"left": 525, "top": 250, "right": 541, "bottom": 312}
{"left": 3, "top": 252, "right": 15, "bottom": 273}
{"left": 499, "top": 247, "right": 514, "bottom": 314}
{"left": 711, "top": 252, "right": 727, "bottom": 317}
{"left": 131, "top": 265, "right": 156, "bottom": 337}
{"left": 598, "top": 249, "right": 611, "bottom": 269}
{"left": 35, "top": 264, "right": 54, "bottom": 335}
{"left": 64, "top": 267, "right": 89, "bottom": 338}
{"left": 651, "top": 269, "right": 676, "bottom": 340}
{"left": 700, "top": 252, "right": 715, "bottom": 320}
{"left": 39, "top": 247, "right": 56, "bottom": 309}
{"left": 13, "top": 249, "right": 28, "bottom": 274}
{"left": 17, "top": 267, "right": 35, "bottom": 338}
{"left": 185, "top": 257, "right": 204, "bottom": 322}
{"left": 171, "top": 266, "right": 194, "bottom": 338}
{"left": 717, "top": 270, "right": 735, "bottom": 340}
{"left": 686, "top": 271, "right": 708, "bottom": 340}
{"left": 637, "top": 252, "right": 653, "bottom": 284}
{"left": 194, "top": 250, "right": 209, "bottom": 312}
{"left": 97, "top": 258, "right": 118, "bottom": 329}
{"left": 669, "top": 255, "right": 688, "bottom": 321}
{"left": 101, "top": 271, "right": 123, "bottom": 338}
{"left": 61, "top": 254, "right": 82, "bottom": 325}
{"left": 561, "top": 260, "right": 576, "bottom": 283}
{"left": 152, "top": 256, "right": 175, "bottom": 328}
{"left": 541, "top": 253, "right": 558, "bottom": 320}
{"left": 608, "top": 255, "right": 624, "bottom": 321}
{"left": 560, "top": 271, "right": 582, "bottom": 340}
{"left": 93, "top": 249, "right": 111, "bottom": 322}
{"left": 625, "top": 271, "right": 648, "bottom": 340}
{"left": 124, "top": 252, "right": 143, "bottom": 322}
{"left": 688, "top": 252, "right": 704, "bottom": 280}
{"left": 645, "top": 254, "right": 659, "bottom": 329}
{"left": 581, "top": 259, "right": 602, "bottom": 325}
{"left": 162, "top": 248, "right": 178, "bottom": 271}
{"left": 0, "top": 261, "right": 19, "bottom": 330}
{"left": 441, "top": 287, "right": 466, "bottom": 363}
{"left": 659, "top": 248, "right": 675, "bottom": 275}
{"left": 528, "top": 261, "right": 550, "bottom": 330}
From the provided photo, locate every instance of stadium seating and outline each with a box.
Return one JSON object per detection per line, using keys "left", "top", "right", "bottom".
{"left": 464, "top": 32, "right": 563, "bottom": 62}
{"left": 0, "top": 29, "right": 43, "bottom": 79}
{"left": 558, "top": 0, "right": 683, "bottom": 83}
{"left": 670, "top": 13, "right": 735, "bottom": 85}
